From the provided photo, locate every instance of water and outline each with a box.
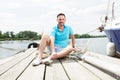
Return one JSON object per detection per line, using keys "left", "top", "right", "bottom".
{"left": 0, "top": 40, "right": 33, "bottom": 59}
{"left": 0, "top": 38, "right": 109, "bottom": 59}
{"left": 75, "top": 37, "right": 109, "bottom": 55}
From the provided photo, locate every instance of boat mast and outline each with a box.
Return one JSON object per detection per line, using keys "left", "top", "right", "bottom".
{"left": 112, "top": 2, "right": 115, "bottom": 19}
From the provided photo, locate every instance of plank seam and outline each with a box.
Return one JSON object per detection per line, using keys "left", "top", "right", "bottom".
{"left": 74, "top": 55, "right": 120, "bottom": 80}
{"left": 74, "top": 59, "right": 102, "bottom": 80}
{"left": 0, "top": 50, "right": 26, "bottom": 66}
{"left": 43, "top": 65, "right": 47, "bottom": 80}
{"left": 0, "top": 49, "right": 36, "bottom": 76}
{"left": 16, "top": 57, "right": 36, "bottom": 80}
{"left": 59, "top": 59, "right": 71, "bottom": 80}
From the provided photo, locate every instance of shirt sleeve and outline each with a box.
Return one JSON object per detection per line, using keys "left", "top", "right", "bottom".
{"left": 69, "top": 26, "right": 73, "bottom": 36}
{"left": 50, "top": 27, "right": 55, "bottom": 37}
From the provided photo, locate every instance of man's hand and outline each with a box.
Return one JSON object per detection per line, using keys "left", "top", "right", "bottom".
{"left": 51, "top": 51, "right": 56, "bottom": 55}
{"left": 52, "top": 51, "right": 57, "bottom": 57}
{"left": 72, "top": 47, "right": 80, "bottom": 53}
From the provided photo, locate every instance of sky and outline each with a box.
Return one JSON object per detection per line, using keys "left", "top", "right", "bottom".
{"left": 0, "top": 0, "right": 120, "bottom": 35}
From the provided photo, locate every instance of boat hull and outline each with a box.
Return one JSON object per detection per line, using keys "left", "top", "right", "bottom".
{"left": 104, "top": 28, "right": 120, "bottom": 53}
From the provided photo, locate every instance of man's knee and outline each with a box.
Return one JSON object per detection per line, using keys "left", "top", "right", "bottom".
{"left": 41, "top": 33, "right": 50, "bottom": 45}
{"left": 41, "top": 33, "right": 49, "bottom": 39}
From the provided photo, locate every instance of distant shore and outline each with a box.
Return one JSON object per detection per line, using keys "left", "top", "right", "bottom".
{"left": 0, "top": 30, "right": 106, "bottom": 41}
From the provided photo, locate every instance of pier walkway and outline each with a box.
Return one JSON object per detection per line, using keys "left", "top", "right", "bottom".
{"left": 0, "top": 48, "right": 119, "bottom": 80}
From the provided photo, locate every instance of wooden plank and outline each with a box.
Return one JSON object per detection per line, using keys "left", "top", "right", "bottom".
{"left": 0, "top": 50, "right": 27, "bottom": 66}
{"left": 74, "top": 51, "right": 120, "bottom": 66}
{"left": 0, "top": 48, "right": 37, "bottom": 76}
{"left": 0, "top": 50, "right": 37, "bottom": 80}
{"left": 74, "top": 52, "right": 120, "bottom": 77}
{"left": 77, "top": 60, "right": 117, "bottom": 80}
{"left": 60, "top": 58, "right": 100, "bottom": 80}
{"left": 0, "top": 48, "right": 34, "bottom": 67}
{"left": 45, "top": 59, "right": 69, "bottom": 80}
{"left": 17, "top": 62, "right": 45, "bottom": 80}
{"left": 0, "top": 56, "right": 14, "bottom": 65}
{"left": 80, "top": 55, "right": 120, "bottom": 77}
{"left": 84, "top": 51, "right": 120, "bottom": 65}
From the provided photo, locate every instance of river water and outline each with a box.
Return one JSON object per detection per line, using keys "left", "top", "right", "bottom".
{"left": 0, "top": 38, "right": 109, "bottom": 59}
{"left": 0, "top": 40, "right": 32, "bottom": 59}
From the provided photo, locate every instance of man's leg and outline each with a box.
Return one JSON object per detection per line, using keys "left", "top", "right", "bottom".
{"left": 38, "top": 34, "right": 51, "bottom": 60}
{"left": 42, "top": 46, "right": 79, "bottom": 64}
{"left": 32, "top": 33, "right": 50, "bottom": 66}
{"left": 50, "top": 46, "right": 73, "bottom": 60}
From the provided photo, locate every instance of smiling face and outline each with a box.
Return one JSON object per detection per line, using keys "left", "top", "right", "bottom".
{"left": 57, "top": 15, "right": 66, "bottom": 27}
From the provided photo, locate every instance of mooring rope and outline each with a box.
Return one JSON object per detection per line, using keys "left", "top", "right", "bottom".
{"left": 75, "top": 28, "right": 99, "bottom": 54}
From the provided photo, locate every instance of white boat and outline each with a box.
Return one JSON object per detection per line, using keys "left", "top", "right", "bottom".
{"left": 99, "top": 1, "right": 120, "bottom": 57}
{"left": 104, "top": 17, "right": 120, "bottom": 55}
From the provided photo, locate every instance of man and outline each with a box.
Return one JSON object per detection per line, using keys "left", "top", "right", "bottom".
{"left": 32, "top": 13, "right": 77, "bottom": 66}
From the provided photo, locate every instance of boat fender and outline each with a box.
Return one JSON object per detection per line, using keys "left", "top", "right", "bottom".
{"left": 106, "top": 42, "right": 115, "bottom": 56}
{"left": 28, "top": 42, "right": 39, "bottom": 48}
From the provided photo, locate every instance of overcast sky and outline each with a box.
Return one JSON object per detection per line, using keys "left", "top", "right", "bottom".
{"left": 0, "top": 0, "right": 120, "bottom": 35}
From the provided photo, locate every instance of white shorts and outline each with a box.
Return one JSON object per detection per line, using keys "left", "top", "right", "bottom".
{"left": 47, "top": 45, "right": 63, "bottom": 52}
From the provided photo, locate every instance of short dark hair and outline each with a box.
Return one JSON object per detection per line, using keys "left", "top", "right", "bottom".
{"left": 57, "top": 13, "right": 66, "bottom": 18}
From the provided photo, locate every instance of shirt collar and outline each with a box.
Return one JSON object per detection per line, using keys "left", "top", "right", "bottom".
{"left": 56, "top": 25, "right": 66, "bottom": 32}
{"left": 57, "top": 25, "right": 66, "bottom": 29}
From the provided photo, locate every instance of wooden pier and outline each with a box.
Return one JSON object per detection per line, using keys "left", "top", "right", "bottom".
{"left": 0, "top": 48, "right": 119, "bottom": 80}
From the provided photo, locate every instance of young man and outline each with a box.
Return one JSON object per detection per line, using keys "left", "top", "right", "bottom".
{"left": 32, "top": 13, "right": 77, "bottom": 66}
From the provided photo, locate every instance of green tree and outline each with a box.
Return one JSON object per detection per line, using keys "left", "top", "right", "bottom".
{"left": 80, "top": 34, "right": 91, "bottom": 38}
{"left": 0, "top": 31, "right": 2, "bottom": 38}
{"left": 3, "top": 31, "right": 10, "bottom": 38}
{"left": 10, "top": 31, "right": 15, "bottom": 38}
{"left": 74, "top": 34, "right": 80, "bottom": 38}
{"left": 16, "top": 31, "right": 40, "bottom": 40}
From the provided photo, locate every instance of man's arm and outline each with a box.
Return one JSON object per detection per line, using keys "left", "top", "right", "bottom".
{"left": 70, "top": 34, "right": 75, "bottom": 48}
{"left": 70, "top": 34, "right": 79, "bottom": 52}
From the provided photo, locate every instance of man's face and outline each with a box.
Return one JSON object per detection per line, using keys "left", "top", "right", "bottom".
{"left": 57, "top": 15, "right": 66, "bottom": 26}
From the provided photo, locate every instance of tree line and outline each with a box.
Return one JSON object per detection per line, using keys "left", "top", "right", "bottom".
{"left": 0, "top": 30, "right": 106, "bottom": 41}
{"left": 0, "top": 31, "right": 41, "bottom": 41}
{"left": 74, "top": 34, "right": 106, "bottom": 38}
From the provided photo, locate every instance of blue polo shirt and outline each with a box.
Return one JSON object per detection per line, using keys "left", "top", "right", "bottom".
{"left": 50, "top": 25, "right": 73, "bottom": 48}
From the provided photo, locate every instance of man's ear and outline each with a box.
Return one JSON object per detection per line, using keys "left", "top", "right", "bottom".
{"left": 56, "top": 18, "right": 58, "bottom": 22}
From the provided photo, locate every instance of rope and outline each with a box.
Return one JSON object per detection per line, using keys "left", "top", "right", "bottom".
{"left": 75, "top": 23, "right": 102, "bottom": 53}
{"left": 75, "top": 28, "right": 98, "bottom": 53}
{"left": 75, "top": 39, "right": 90, "bottom": 54}
{"left": 85, "top": 29, "right": 98, "bottom": 34}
